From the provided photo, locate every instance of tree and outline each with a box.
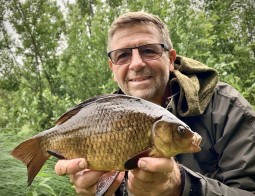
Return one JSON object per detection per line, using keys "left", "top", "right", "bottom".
{"left": 202, "top": 0, "right": 255, "bottom": 106}
{"left": 1, "top": 0, "right": 254, "bottom": 195}
{"left": 0, "top": 0, "right": 67, "bottom": 131}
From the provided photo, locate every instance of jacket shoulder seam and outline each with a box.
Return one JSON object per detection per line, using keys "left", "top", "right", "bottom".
{"left": 215, "top": 83, "right": 255, "bottom": 131}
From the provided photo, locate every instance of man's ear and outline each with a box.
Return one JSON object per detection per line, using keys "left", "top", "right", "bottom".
{"left": 108, "top": 59, "right": 117, "bottom": 81}
{"left": 168, "top": 49, "right": 176, "bottom": 72}
{"left": 108, "top": 59, "right": 113, "bottom": 71}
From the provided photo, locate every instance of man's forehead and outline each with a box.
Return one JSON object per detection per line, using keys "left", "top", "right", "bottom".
{"left": 113, "top": 23, "right": 159, "bottom": 34}
{"left": 110, "top": 24, "right": 162, "bottom": 48}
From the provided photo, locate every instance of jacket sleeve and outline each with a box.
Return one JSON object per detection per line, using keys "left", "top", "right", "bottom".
{"left": 181, "top": 166, "right": 254, "bottom": 196}
{"left": 181, "top": 82, "right": 255, "bottom": 196}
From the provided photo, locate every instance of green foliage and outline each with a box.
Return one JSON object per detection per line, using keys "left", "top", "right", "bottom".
{"left": 57, "top": 1, "right": 115, "bottom": 100}
{"left": 0, "top": 133, "right": 76, "bottom": 195}
{"left": 0, "top": 0, "right": 254, "bottom": 195}
{"left": 1, "top": 0, "right": 253, "bottom": 132}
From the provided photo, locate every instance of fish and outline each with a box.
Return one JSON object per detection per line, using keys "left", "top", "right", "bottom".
{"left": 11, "top": 94, "right": 202, "bottom": 188}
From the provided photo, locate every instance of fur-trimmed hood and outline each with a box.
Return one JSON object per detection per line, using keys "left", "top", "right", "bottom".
{"left": 168, "top": 56, "right": 218, "bottom": 116}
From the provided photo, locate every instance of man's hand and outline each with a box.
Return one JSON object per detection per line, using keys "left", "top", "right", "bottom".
{"left": 55, "top": 157, "right": 182, "bottom": 196}
{"left": 55, "top": 158, "right": 123, "bottom": 195}
{"left": 55, "top": 158, "right": 105, "bottom": 195}
{"left": 127, "top": 157, "right": 182, "bottom": 196}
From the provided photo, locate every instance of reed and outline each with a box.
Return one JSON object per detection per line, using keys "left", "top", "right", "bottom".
{"left": 0, "top": 133, "right": 76, "bottom": 196}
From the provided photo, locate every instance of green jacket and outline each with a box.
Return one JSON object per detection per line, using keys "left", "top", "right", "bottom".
{"left": 169, "top": 56, "right": 255, "bottom": 195}
{"left": 175, "top": 82, "right": 255, "bottom": 195}
{"left": 116, "top": 56, "right": 255, "bottom": 195}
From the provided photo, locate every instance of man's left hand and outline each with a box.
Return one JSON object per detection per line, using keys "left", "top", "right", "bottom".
{"left": 127, "top": 157, "right": 182, "bottom": 196}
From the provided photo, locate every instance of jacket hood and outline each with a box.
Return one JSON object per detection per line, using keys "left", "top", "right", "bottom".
{"left": 169, "top": 55, "right": 219, "bottom": 117}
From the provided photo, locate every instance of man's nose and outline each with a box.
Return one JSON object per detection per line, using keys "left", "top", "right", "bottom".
{"left": 129, "top": 49, "right": 145, "bottom": 70}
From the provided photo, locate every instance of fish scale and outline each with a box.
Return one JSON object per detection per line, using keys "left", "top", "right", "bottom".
{"left": 11, "top": 94, "right": 202, "bottom": 187}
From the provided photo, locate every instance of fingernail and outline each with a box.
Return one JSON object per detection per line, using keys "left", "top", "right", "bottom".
{"left": 70, "top": 178, "right": 73, "bottom": 184}
{"left": 139, "top": 160, "right": 147, "bottom": 169}
{"left": 78, "top": 160, "right": 86, "bottom": 169}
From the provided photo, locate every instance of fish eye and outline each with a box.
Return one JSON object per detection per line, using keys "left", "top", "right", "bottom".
{"left": 177, "top": 126, "right": 185, "bottom": 135}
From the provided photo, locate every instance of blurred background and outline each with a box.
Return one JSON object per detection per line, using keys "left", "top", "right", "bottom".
{"left": 0, "top": 0, "right": 254, "bottom": 195}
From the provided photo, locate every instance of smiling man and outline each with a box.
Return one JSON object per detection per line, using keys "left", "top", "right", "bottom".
{"left": 55, "top": 12, "right": 255, "bottom": 196}
{"left": 108, "top": 25, "right": 175, "bottom": 106}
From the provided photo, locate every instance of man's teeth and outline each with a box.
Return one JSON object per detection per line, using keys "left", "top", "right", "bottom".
{"left": 131, "top": 77, "right": 150, "bottom": 81}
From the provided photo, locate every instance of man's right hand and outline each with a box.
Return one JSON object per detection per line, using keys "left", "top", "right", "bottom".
{"left": 55, "top": 158, "right": 106, "bottom": 195}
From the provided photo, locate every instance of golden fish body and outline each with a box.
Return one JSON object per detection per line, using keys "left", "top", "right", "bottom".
{"left": 11, "top": 94, "right": 202, "bottom": 186}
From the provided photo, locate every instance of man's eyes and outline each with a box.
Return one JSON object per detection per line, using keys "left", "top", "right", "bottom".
{"left": 112, "top": 45, "right": 161, "bottom": 63}
{"left": 116, "top": 51, "right": 130, "bottom": 59}
{"left": 142, "top": 48, "right": 157, "bottom": 54}
{"left": 141, "top": 47, "right": 159, "bottom": 55}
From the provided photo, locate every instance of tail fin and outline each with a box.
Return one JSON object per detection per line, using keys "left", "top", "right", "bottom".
{"left": 11, "top": 138, "right": 50, "bottom": 186}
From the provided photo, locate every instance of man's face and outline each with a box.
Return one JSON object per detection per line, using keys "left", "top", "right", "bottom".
{"left": 108, "top": 24, "right": 176, "bottom": 105}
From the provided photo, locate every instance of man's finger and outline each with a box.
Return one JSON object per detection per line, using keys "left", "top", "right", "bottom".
{"left": 55, "top": 158, "right": 87, "bottom": 176}
{"left": 73, "top": 170, "right": 105, "bottom": 189}
{"left": 129, "top": 168, "right": 155, "bottom": 181}
{"left": 137, "top": 157, "right": 174, "bottom": 173}
{"left": 74, "top": 185, "right": 96, "bottom": 196}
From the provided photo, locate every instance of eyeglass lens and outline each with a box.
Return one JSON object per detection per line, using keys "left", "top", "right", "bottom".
{"left": 109, "top": 44, "right": 165, "bottom": 65}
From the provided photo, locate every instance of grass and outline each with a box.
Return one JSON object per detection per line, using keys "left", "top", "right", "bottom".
{"left": 0, "top": 133, "right": 76, "bottom": 196}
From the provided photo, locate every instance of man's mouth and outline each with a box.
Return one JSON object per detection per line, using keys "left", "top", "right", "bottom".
{"left": 129, "top": 76, "right": 152, "bottom": 82}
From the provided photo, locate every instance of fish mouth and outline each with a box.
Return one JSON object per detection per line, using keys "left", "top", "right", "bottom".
{"left": 192, "top": 132, "right": 202, "bottom": 150}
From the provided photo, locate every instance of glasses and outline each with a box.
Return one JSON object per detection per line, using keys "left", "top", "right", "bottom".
{"left": 108, "top": 43, "right": 169, "bottom": 65}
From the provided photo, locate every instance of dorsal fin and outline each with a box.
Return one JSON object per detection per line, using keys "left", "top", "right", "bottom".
{"left": 55, "top": 94, "right": 141, "bottom": 125}
{"left": 55, "top": 94, "right": 117, "bottom": 125}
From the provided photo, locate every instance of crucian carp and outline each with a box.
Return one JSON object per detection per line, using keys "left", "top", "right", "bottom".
{"left": 11, "top": 94, "right": 202, "bottom": 188}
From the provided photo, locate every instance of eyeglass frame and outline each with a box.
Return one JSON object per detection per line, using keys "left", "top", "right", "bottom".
{"left": 107, "top": 43, "right": 169, "bottom": 65}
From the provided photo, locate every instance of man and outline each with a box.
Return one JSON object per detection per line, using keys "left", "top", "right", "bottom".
{"left": 55, "top": 12, "right": 255, "bottom": 195}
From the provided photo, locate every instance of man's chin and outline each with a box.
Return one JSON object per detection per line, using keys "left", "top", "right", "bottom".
{"left": 127, "top": 90, "right": 156, "bottom": 101}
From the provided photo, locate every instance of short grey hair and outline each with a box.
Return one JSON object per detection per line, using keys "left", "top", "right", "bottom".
{"left": 107, "top": 11, "right": 173, "bottom": 52}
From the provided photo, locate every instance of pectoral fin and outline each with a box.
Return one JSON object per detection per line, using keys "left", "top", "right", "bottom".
{"left": 47, "top": 150, "right": 66, "bottom": 160}
{"left": 124, "top": 148, "right": 151, "bottom": 170}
